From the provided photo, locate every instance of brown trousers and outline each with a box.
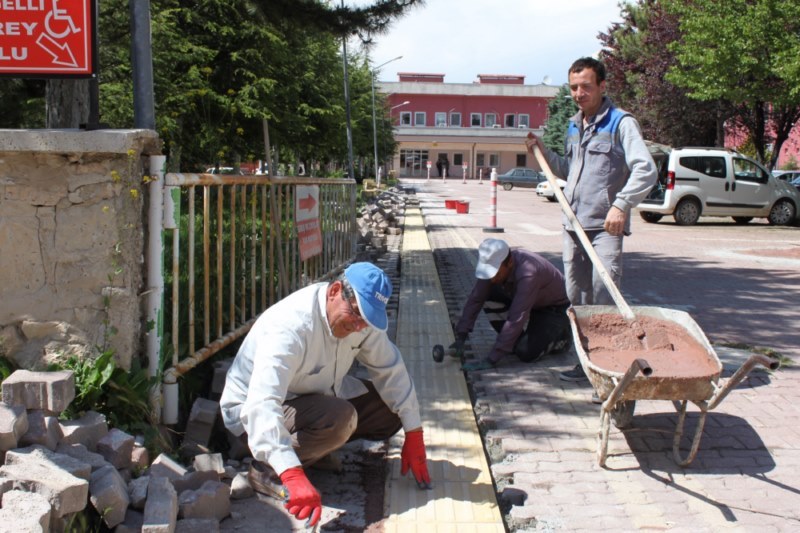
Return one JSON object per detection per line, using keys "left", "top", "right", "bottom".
{"left": 245, "top": 380, "right": 402, "bottom": 468}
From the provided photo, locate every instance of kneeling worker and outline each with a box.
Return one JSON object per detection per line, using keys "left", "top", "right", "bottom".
{"left": 221, "top": 262, "right": 431, "bottom": 527}
{"left": 454, "top": 239, "right": 572, "bottom": 371}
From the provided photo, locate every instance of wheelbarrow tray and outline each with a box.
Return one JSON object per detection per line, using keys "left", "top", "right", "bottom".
{"left": 568, "top": 305, "right": 779, "bottom": 467}
{"left": 568, "top": 305, "right": 722, "bottom": 402}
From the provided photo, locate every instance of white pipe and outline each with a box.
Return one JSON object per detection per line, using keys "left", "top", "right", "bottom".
{"left": 163, "top": 381, "right": 180, "bottom": 426}
{"left": 146, "top": 155, "right": 167, "bottom": 424}
{"left": 161, "top": 183, "right": 180, "bottom": 424}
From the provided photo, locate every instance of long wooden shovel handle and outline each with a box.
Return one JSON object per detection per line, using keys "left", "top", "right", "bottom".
{"left": 530, "top": 142, "right": 636, "bottom": 322}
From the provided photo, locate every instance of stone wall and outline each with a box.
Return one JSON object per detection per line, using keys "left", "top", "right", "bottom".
{"left": 0, "top": 129, "right": 162, "bottom": 371}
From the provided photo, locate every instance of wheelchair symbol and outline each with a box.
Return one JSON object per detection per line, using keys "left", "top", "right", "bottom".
{"left": 45, "top": 0, "right": 82, "bottom": 39}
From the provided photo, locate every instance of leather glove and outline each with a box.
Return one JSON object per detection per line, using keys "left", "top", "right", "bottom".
{"left": 400, "top": 429, "right": 432, "bottom": 489}
{"left": 279, "top": 467, "right": 322, "bottom": 526}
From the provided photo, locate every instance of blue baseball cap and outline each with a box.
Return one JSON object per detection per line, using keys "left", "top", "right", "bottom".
{"left": 344, "top": 262, "right": 392, "bottom": 331}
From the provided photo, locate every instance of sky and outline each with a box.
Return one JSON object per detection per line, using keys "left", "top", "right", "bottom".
{"left": 355, "top": 0, "right": 625, "bottom": 86}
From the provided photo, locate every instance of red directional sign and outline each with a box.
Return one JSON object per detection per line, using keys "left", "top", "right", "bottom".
{"left": 295, "top": 185, "right": 322, "bottom": 261}
{"left": 0, "top": 0, "right": 96, "bottom": 77}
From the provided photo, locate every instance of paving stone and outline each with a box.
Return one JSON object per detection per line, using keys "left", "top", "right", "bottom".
{"left": 5, "top": 444, "right": 92, "bottom": 481}
{"left": 192, "top": 453, "right": 224, "bottom": 475}
{"left": 171, "top": 470, "right": 219, "bottom": 495}
{"left": 128, "top": 475, "right": 149, "bottom": 510}
{"left": 229, "top": 472, "right": 253, "bottom": 500}
{"left": 59, "top": 410, "right": 108, "bottom": 451}
{"left": 142, "top": 476, "right": 178, "bottom": 533}
{"left": 18, "top": 410, "right": 62, "bottom": 451}
{"left": 148, "top": 453, "right": 188, "bottom": 481}
{"left": 56, "top": 442, "right": 109, "bottom": 471}
{"left": 0, "top": 403, "right": 28, "bottom": 452}
{"left": 116, "top": 509, "right": 144, "bottom": 533}
{"left": 0, "top": 489, "right": 52, "bottom": 532}
{"left": 96, "top": 427, "right": 135, "bottom": 469}
{"left": 176, "top": 517, "right": 220, "bottom": 533}
{"left": 177, "top": 480, "right": 230, "bottom": 521}
{"left": 1, "top": 370, "right": 75, "bottom": 414}
{"left": 89, "top": 464, "right": 130, "bottom": 528}
{"left": 0, "top": 460, "right": 88, "bottom": 517}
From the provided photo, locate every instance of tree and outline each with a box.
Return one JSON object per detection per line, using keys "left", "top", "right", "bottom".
{"left": 542, "top": 85, "right": 577, "bottom": 155}
{"left": 663, "top": 0, "right": 800, "bottom": 167}
{"left": 1, "top": 0, "right": 422, "bottom": 167}
{"left": 599, "top": 0, "right": 723, "bottom": 147}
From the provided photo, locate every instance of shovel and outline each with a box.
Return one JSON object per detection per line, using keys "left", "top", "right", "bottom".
{"left": 529, "top": 138, "right": 662, "bottom": 350}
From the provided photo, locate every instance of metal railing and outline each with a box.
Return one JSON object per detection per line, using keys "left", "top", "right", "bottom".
{"left": 154, "top": 171, "right": 356, "bottom": 423}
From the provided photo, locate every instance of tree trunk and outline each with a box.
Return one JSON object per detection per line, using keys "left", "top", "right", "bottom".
{"left": 46, "top": 79, "right": 90, "bottom": 128}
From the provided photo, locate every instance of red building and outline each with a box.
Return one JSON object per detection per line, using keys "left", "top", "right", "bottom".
{"left": 379, "top": 73, "right": 560, "bottom": 178}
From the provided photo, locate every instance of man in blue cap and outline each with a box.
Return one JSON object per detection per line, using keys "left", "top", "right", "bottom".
{"left": 221, "top": 262, "right": 430, "bottom": 528}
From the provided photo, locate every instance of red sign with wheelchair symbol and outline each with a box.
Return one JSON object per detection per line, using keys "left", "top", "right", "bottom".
{"left": 0, "top": 0, "right": 95, "bottom": 77}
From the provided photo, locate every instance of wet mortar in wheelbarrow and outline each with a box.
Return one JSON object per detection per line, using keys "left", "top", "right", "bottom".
{"left": 568, "top": 305, "right": 779, "bottom": 467}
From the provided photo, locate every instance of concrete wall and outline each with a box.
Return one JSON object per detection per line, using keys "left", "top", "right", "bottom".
{"left": 0, "top": 129, "right": 161, "bottom": 371}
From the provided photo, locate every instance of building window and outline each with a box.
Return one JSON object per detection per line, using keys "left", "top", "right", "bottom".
{"left": 516, "top": 154, "right": 527, "bottom": 167}
{"left": 485, "top": 113, "right": 498, "bottom": 127}
{"left": 450, "top": 112, "right": 461, "bottom": 127}
{"left": 435, "top": 112, "right": 447, "bottom": 127}
{"left": 400, "top": 112, "right": 411, "bottom": 126}
{"left": 489, "top": 153, "right": 499, "bottom": 167}
{"left": 471, "top": 113, "right": 481, "bottom": 127}
{"left": 414, "top": 112, "right": 426, "bottom": 126}
{"left": 400, "top": 149, "right": 429, "bottom": 176}
{"left": 518, "top": 114, "right": 530, "bottom": 128}
{"left": 505, "top": 114, "right": 515, "bottom": 128}
{"left": 453, "top": 153, "right": 464, "bottom": 166}
{"left": 476, "top": 153, "right": 485, "bottom": 167}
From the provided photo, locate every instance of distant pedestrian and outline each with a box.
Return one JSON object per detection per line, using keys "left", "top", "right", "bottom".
{"left": 453, "top": 239, "right": 572, "bottom": 371}
{"left": 526, "top": 57, "right": 657, "bottom": 382}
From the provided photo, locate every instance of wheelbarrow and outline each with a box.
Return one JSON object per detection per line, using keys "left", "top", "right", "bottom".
{"left": 568, "top": 305, "right": 780, "bottom": 467}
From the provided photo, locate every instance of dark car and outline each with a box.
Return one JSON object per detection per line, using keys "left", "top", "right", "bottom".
{"left": 791, "top": 175, "right": 800, "bottom": 192}
{"left": 497, "top": 167, "right": 546, "bottom": 190}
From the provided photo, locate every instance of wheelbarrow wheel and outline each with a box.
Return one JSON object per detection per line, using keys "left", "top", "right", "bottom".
{"left": 611, "top": 400, "right": 636, "bottom": 429}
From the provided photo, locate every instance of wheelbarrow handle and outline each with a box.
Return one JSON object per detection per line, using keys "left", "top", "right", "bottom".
{"left": 707, "top": 353, "right": 780, "bottom": 410}
{"left": 603, "top": 358, "right": 652, "bottom": 409}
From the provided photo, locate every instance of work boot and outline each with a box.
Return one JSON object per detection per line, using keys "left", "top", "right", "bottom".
{"left": 559, "top": 363, "right": 587, "bottom": 382}
{"left": 247, "top": 460, "right": 286, "bottom": 500}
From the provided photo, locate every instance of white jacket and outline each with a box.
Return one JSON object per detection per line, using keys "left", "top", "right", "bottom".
{"left": 220, "top": 282, "right": 421, "bottom": 474}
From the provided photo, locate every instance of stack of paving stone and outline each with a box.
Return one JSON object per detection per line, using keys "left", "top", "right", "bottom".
{"left": 357, "top": 186, "right": 416, "bottom": 258}
{"left": 0, "top": 369, "right": 253, "bottom": 532}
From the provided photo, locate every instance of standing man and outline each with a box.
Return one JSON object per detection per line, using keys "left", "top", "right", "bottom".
{"left": 453, "top": 239, "right": 572, "bottom": 371}
{"left": 221, "top": 262, "right": 431, "bottom": 527}
{"left": 526, "top": 57, "right": 657, "bottom": 381}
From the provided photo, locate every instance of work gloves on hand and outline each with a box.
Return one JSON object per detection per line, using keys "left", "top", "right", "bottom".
{"left": 448, "top": 333, "right": 468, "bottom": 358}
{"left": 401, "top": 429, "right": 432, "bottom": 489}
{"left": 280, "top": 467, "right": 322, "bottom": 527}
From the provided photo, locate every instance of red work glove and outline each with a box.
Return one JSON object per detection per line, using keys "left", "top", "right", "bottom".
{"left": 279, "top": 467, "right": 322, "bottom": 527}
{"left": 401, "top": 429, "right": 432, "bottom": 489}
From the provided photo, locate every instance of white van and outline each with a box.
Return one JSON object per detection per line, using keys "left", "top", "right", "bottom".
{"left": 635, "top": 145, "right": 800, "bottom": 226}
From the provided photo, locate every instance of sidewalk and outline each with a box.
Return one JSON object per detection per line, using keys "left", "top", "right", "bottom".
{"left": 401, "top": 178, "right": 800, "bottom": 532}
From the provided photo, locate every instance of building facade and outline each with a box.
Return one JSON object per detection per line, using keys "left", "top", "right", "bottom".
{"left": 379, "top": 73, "right": 560, "bottom": 178}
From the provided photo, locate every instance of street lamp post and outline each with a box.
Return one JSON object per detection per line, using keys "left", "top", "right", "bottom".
{"left": 372, "top": 55, "right": 403, "bottom": 187}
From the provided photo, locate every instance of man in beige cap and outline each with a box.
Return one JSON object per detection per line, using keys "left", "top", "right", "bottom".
{"left": 452, "top": 239, "right": 572, "bottom": 371}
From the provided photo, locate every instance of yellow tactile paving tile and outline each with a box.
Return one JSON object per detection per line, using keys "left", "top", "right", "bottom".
{"left": 384, "top": 206, "right": 504, "bottom": 530}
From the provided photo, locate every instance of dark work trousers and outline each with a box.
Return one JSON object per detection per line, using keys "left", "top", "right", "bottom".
{"left": 276, "top": 379, "right": 402, "bottom": 468}
{"left": 483, "top": 285, "right": 572, "bottom": 363}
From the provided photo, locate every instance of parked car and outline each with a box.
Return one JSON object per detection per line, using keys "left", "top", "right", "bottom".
{"left": 204, "top": 166, "right": 243, "bottom": 175}
{"left": 635, "top": 145, "right": 800, "bottom": 226}
{"left": 536, "top": 177, "right": 567, "bottom": 201}
{"left": 772, "top": 170, "right": 800, "bottom": 182}
{"left": 497, "top": 167, "right": 546, "bottom": 190}
{"left": 791, "top": 175, "right": 800, "bottom": 192}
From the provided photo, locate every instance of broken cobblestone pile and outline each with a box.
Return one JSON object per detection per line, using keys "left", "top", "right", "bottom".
{"left": 0, "top": 369, "right": 263, "bottom": 533}
{"left": 357, "top": 186, "right": 417, "bottom": 259}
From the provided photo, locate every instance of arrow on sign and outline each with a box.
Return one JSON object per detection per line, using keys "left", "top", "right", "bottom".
{"left": 298, "top": 194, "right": 317, "bottom": 212}
{"left": 36, "top": 33, "right": 78, "bottom": 67}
